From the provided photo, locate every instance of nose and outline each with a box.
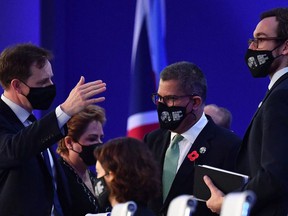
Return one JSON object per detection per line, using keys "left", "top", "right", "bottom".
{"left": 97, "top": 137, "right": 103, "bottom": 144}
{"left": 248, "top": 41, "right": 257, "bottom": 50}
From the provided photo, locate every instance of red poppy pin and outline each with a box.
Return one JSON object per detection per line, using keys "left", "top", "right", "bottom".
{"left": 187, "top": 150, "right": 199, "bottom": 162}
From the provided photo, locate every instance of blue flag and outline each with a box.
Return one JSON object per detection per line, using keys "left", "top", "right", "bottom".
{"left": 127, "top": 0, "right": 167, "bottom": 139}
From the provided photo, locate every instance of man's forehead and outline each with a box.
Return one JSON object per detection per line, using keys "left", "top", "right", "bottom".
{"left": 254, "top": 16, "right": 278, "bottom": 37}
{"left": 158, "top": 79, "right": 183, "bottom": 94}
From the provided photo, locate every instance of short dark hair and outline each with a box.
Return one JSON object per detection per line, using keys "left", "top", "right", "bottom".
{"left": 260, "top": 8, "right": 288, "bottom": 39}
{"left": 160, "top": 61, "right": 207, "bottom": 102}
{"left": 94, "top": 137, "right": 160, "bottom": 204}
{"left": 0, "top": 43, "right": 53, "bottom": 89}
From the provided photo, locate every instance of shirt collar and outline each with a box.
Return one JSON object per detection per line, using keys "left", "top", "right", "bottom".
{"left": 268, "top": 67, "right": 288, "bottom": 90}
{"left": 1, "top": 94, "right": 31, "bottom": 124}
{"left": 171, "top": 112, "right": 208, "bottom": 143}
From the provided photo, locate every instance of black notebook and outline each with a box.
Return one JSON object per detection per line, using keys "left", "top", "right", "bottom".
{"left": 193, "top": 165, "right": 249, "bottom": 202}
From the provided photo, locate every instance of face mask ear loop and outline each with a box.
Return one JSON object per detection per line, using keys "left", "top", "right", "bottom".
{"left": 185, "top": 96, "right": 194, "bottom": 113}
{"left": 69, "top": 147, "right": 81, "bottom": 154}
{"left": 19, "top": 80, "right": 30, "bottom": 88}
{"left": 68, "top": 141, "right": 82, "bottom": 154}
{"left": 271, "top": 41, "right": 286, "bottom": 59}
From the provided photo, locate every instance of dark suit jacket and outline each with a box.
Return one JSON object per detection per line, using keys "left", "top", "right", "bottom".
{"left": 237, "top": 73, "right": 288, "bottom": 216}
{"left": 144, "top": 116, "right": 241, "bottom": 216}
{"left": 0, "top": 99, "right": 71, "bottom": 216}
{"left": 58, "top": 157, "right": 100, "bottom": 216}
{"left": 134, "top": 204, "right": 156, "bottom": 216}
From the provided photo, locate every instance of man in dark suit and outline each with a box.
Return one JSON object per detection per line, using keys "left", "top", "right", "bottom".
{"left": 0, "top": 43, "right": 106, "bottom": 215}
{"left": 204, "top": 8, "right": 288, "bottom": 216}
{"left": 144, "top": 61, "right": 242, "bottom": 216}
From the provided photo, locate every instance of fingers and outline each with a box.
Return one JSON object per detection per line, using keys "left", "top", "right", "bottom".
{"left": 61, "top": 77, "right": 107, "bottom": 116}
{"left": 79, "top": 80, "right": 106, "bottom": 97}
{"left": 75, "top": 81, "right": 106, "bottom": 104}
{"left": 204, "top": 175, "right": 224, "bottom": 196}
{"left": 203, "top": 175, "right": 216, "bottom": 191}
{"left": 76, "top": 76, "right": 85, "bottom": 86}
{"left": 203, "top": 175, "right": 224, "bottom": 214}
{"left": 84, "top": 96, "right": 105, "bottom": 105}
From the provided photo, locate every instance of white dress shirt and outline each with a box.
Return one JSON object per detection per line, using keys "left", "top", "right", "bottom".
{"left": 170, "top": 112, "right": 208, "bottom": 171}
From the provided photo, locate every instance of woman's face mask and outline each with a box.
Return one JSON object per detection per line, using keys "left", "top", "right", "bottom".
{"left": 94, "top": 174, "right": 110, "bottom": 211}
{"left": 71, "top": 142, "right": 102, "bottom": 166}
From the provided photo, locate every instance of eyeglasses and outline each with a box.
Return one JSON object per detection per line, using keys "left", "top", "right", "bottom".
{"left": 248, "top": 37, "right": 286, "bottom": 48}
{"left": 151, "top": 93, "right": 195, "bottom": 106}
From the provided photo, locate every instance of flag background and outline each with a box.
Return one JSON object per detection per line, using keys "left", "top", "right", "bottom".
{"left": 127, "top": 0, "right": 167, "bottom": 139}
{"left": 1, "top": 0, "right": 287, "bottom": 142}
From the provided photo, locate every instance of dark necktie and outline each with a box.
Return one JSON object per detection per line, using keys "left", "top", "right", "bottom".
{"left": 28, "top": 114, "right": 63, "bottom": 216}
{"left": 42, "top": 150, "right": 63, "bottom": 216}
{"left": 27, "top": 114, "right": 37, "bottom": 123}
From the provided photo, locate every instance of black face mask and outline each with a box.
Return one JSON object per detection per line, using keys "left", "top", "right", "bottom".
{"left": 157, "top": 102, "right": 187, "bottom": 131}
{"left": 22, "top": 81, "right": 56, "bottom": 110}
{"left": 76, "top": 143, "right": 101, "bottom": 166}
{"left": 94, "top": 175, "right": 110, "bottom": 211}
{"left": 245, "top": 44, "right": 283, "bottom": 78}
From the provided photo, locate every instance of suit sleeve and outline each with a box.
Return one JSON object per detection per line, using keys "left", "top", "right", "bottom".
{"left": 243, "top": 88, "right": 288, "bottom": 209}
{"left": 0, "top": 111, "right": 66, "bottom": 168}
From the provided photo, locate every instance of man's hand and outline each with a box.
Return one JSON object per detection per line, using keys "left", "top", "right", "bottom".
{"left": 203, "top": 175, "right": 225, "bottom": 214}
{"left": 60, "top": 76, "right": 106, "bottom": 116}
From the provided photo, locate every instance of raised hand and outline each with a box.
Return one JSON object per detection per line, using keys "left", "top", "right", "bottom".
{"left": 60, "top": 76, "right": 106, "bottom": 116}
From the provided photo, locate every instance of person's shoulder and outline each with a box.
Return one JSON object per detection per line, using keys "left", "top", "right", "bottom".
{"left": 134, "top": 204, "right": 156, "bottom": 216}
{"left": 144, "top": 128, "right": 169, "bottom": 141}
{"left": 207, "top": 120, "right": 241, "bottom": 145}
{"left": 147, "top": 127, "right": 167, "bottom": 135}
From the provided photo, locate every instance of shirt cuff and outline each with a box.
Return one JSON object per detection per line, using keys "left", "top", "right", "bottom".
{"left": 55, "top": 105, "right": 71, "bottom": 129}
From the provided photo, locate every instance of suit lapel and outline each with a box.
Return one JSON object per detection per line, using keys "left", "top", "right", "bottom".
{"left": 242, "top": 73, "right": 288, "bottom": 148}
{"left": 0, "top": 99, "right": 25, "bottom": 131}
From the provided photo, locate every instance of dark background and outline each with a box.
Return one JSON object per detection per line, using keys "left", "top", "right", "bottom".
{"left": 1, "top": 0, "right": 287, "bottom": 142}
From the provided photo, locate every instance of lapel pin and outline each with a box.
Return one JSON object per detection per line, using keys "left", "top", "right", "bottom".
{"left": 199, "top": 147, "right": 206, "bottom": 154}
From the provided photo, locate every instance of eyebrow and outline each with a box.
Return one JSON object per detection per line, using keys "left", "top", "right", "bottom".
{"left": 86, "top": 134, "right": 104, "bottom": 138}
{"left": 36, "top": 76, "right": 53, "bottom": 86}
{"left": 254, "top": 32, "right": 270, "bottom": 38}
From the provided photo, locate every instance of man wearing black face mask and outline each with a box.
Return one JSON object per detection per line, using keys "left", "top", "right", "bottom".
{"left": 144, "top": 61, "right": 242, "bottom": 216}
{"left": 204, "top": 8, "right": 288, "bottom": 216}
{"left": 0, "top": 43, "right": 106, "bottom": 216}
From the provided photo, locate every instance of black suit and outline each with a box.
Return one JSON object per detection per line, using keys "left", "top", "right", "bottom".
{"left": 134, "top": 204, "right": 156, "bottom": 216}
{"left": 58, "top": 158, "right": 100, "bottom": 216}
{"left": 0, "top": 99, "right": 71, "bottom": 216}
{"left": 237, "top": 73, "right": 288, "bottom": 216}
{"left": 144, "top": 116, "right": 241, "bottom": 216}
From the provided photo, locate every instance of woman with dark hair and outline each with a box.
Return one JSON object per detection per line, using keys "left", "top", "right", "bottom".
{"left": 93, "top": 137, "right": 161, "bottom": 216}
{"left": 57, "top": 104, "right": 110, "bottom": 215}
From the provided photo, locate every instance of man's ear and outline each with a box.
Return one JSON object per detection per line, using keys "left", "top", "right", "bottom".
{"left": 10, "top": 79, "right": 23, "bottom": 93}
{"left": 191, "top": 96, "right": 202, "bottom": 110}
{"left": 282, "top": 40, "right": 288, "bottom": 55}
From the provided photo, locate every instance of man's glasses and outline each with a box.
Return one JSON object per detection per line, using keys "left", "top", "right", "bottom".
{"left": 151, "top": 93, "right": 195, "bottom": 106}
{"left": 248, "top": 37, "right": 286, "bottom": 48}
